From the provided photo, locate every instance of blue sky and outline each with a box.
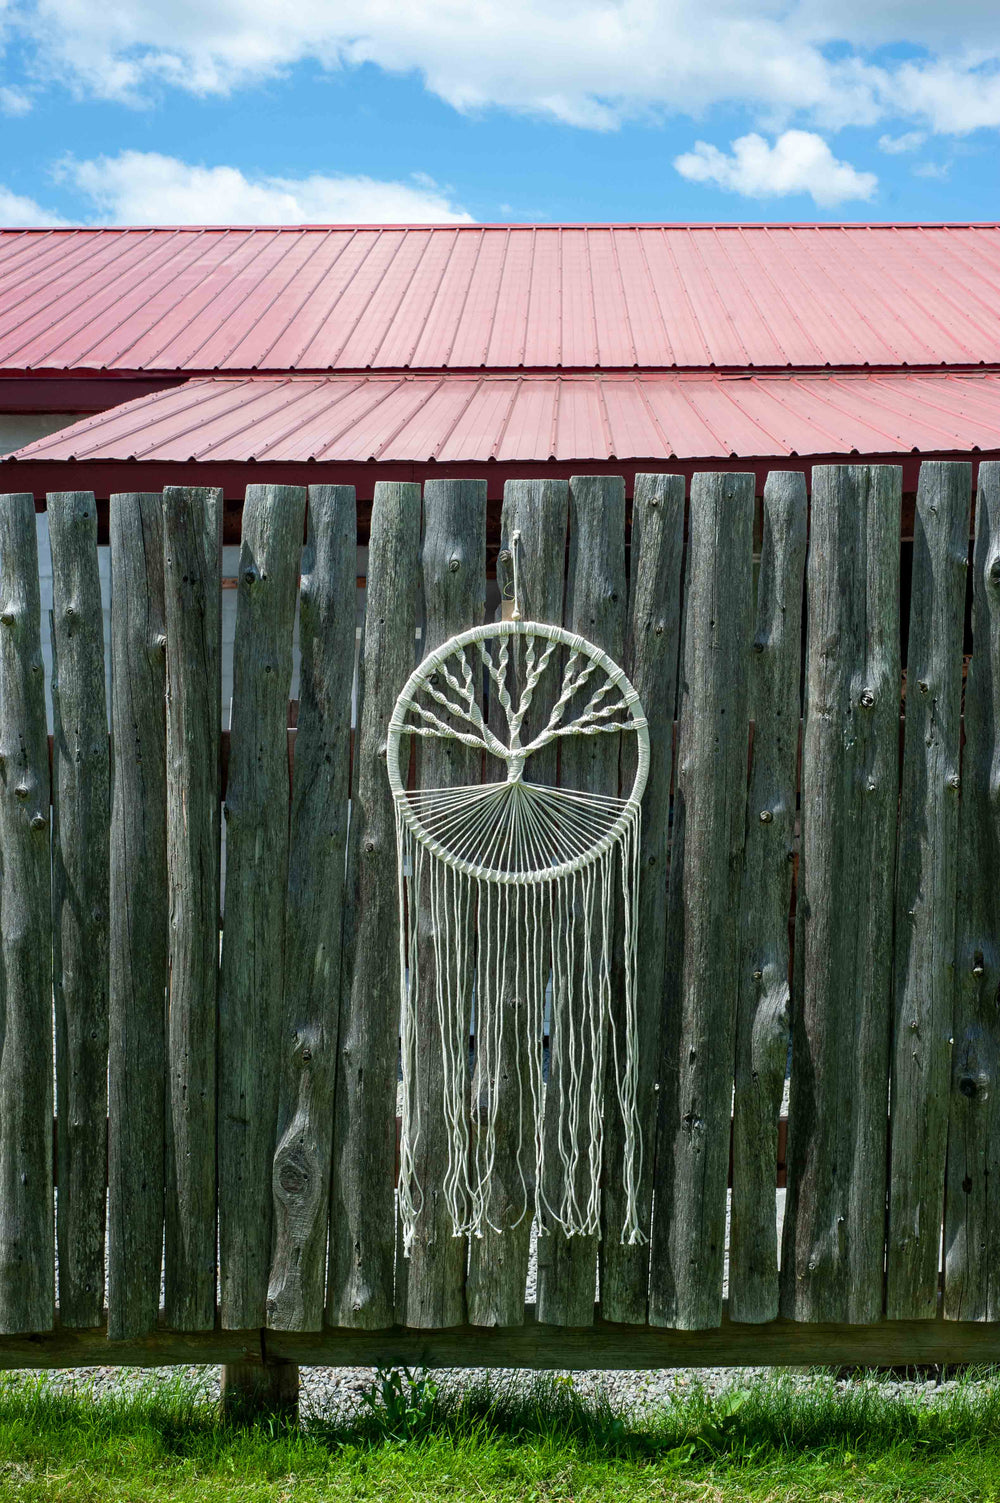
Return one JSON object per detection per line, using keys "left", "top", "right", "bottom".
{"left": 0, "top": 1, "right": 998, "bottom": 225}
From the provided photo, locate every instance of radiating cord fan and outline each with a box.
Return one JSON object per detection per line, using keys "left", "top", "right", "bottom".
{"left": 387, "top": 554, "right": 648, "bottom": 1254}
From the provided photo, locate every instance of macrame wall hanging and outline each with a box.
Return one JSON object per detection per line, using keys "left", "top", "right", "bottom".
{"left": 387, "top": 533, "right": 649, "bottom": 1254}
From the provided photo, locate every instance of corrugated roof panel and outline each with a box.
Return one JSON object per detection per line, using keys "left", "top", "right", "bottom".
{"left": 448, "top": 230, "right": 509, "bottom": 368}
{"left": 495, "top": 379, "right": 556, "bottom": 462}
{"left": 3, "top": 223, "right": 1000, "bottom": 374}
{"left": 7, "top": 370, "right": 1000, "bottom": 468}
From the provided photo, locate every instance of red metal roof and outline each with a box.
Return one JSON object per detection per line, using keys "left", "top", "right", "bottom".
{"left": 2, "top": 224, "right": 1000, "bottom": 376}
{"left": 14, "top": 372, "right": 1000, "bottom": 465}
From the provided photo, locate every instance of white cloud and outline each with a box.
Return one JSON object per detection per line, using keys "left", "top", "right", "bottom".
{"left": 9, "top": 0, "right": 1000, "bottom": 139}
{"left": 913, "top": 159, "right": 951, "bottom": 179}
{"left": 62, "top": 151, "right": 473, "bottom": 224}
{"left": 877, "top": 130, "right": 926, "bottom": 153}
{"left": 0, "top": 84, "right": 31, "bottom": 115}
{"left": 0, "top": 183, "right": 67, "bottom": 225}
{"left": 674, "top": 129, "right": 878, "bottom": 206}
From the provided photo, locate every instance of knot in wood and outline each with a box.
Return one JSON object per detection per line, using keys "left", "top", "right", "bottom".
{"left": 30, "top": 813, "right": 46, "bottom": 831}
{"left": 859, "top": 688, "right": 876, "bottom": 708}
{"left": 918, "top": 680, "right": 930, "bottom": 695}
{"left": 448, "top": 555, "right": 461, "bottom": 573}
{"left": 959, "top": 1075, "right": 980, "bottom": 1098}
{"left": 243, "top": 567, "right": 257, "bottom": 585}
{"left": 0, "top": 610, "right": 14, "bottom": 627}
{"left": 14, "top": 784, "right": 29, "bottom": 800}
{"left": 278, "top": 1161, "right": 309, "bottom": 1195}
{"left": 753, "top": 968, "right": 763, "bottom": 981}
{"left": 948, "top": 773, "right": 961, "bottom": 791}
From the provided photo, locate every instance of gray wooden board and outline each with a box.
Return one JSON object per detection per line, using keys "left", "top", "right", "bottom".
{"left": 48, "top": 491, "right": 110, "bottom": 1329}
{"left": 327, "top": 482, "right": 421, "bottom": 1330}
{"left": 0, "top": 493, "right": 54, "bottom": 1334}
{"left": 649, "top": 471, "right": 755, "bottom": 1331}
{"left": 600, "top": 473, "right": 685, "bottom": 1325}
{"left": 163, "top": 487, "right": 222, "bottom": 1331}
{"left": 945, "top": 459, "right": 1000, "bottom": 1321}
{"left": 466, "top": 478, "right": 569, "bottom": 1329}
{"left": 781, "top": 464, "right": 901, "bottom": 1324}
{"left": 728, "top": 472, "right": 807, "bottom": 1324}
{"left": 536, "top": 474, "right": 627, "bottom": 1329}
{"left": 218, "top": 484, "right": 305, "bottom": 1330}
{"left": 4, "top": 1310, "right": 1000, "bottom": 1370}
{"left": 888, "top": 462, "right": 970, "bottom": 1320}
{"left": 268, "top": 486, "right": 356, "bottom": 1332}
{"left": 107, "top": 492, "right": 168, "bottom": 1342}
{"left": 402, "top": 478, "right": 486, "bottom": 1331}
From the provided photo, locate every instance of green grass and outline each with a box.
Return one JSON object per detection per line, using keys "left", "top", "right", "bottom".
{"left": 2, "top": 1363, "right": 1000, "bottom": 1500}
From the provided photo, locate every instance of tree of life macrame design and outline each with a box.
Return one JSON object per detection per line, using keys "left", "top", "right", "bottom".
{"left": 387, "top": 614, "right": 649, "bottom": 1253}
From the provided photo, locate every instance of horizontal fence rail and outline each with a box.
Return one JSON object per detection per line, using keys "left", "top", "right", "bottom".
{"left": 0, "top": 461, "right": 994, "bottom": 1370}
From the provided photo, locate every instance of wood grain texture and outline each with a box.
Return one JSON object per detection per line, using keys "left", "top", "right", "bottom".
{"left": 649, "top": 471, "right": 755, "bottom": 1331}
{"left": 219, "top": 484, "right": 305, "bottom": 1330}
{"left": 888, "top": 462, "right": 970, "bottom": 1321}
{"left": 327, "top": 482, "right": 420, "bottom": 1330}
{"left": 536, "top": 474, "right": 627, "bottom": 1329}
{"left": 467, "top": 478, "right": 569, "bottom": 1329}
{"left": 48, "top": 491, "right": 109, "bottom": 1329}
{"left": 3, "top": 1307, "right": 1000, "bottom": 1371}
{"left": 600, "top": 473, "right": 685, "bottom": 1325}
{"left": 945, "top": 459, "right": 1000, "bottom": 1322}
{"left": 0, "top": 494, "right": 54, "bottom": 1335}
{"left": 402, "top": 479, "right": 486, "bottom": 1331}
{"left": 729, "top": 472, "right": 806, "bottom": 1324}
{"left": 107, "top": 492, "right": 168, "bottom": 1343}
{"left": 272, "top": 1306, "right": 1000, "bottom": 1371}
{"left": 163, "top": 486, "right": 222, "bottom": 1331}
{"left": 268, "top": 486, "right": 355, "bottom": 1332}
{"left": 781, "top": 465, "right": 901, "bottom": 1325}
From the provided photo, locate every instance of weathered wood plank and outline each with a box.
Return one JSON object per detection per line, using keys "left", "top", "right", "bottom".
{"left": 6, "top": 1307, "right": 1000, "bottom": 1371}
{"left": 600, "top": 473, "right": 685, "bottom": 1325}
{"left": 888, "top": 462, "right": 970, "bottom": 1321}
{"left": 163, "top": 486, "right": 222, "bottom": 1331}
{"left": 268, "top": 486, "right": 355, "bottom": 1333}
{"left": 48, "top": 491, "right": 109, "bottom": 1330}
{"left": 729, "top": 472, "right": 807, "bottom": 1324}
{"left": 219, "top": 484, "right": 305, "bottom": 1331}
{"left": 945, "top": 459, "right": 1000, "bottom": 1322}
{"left": 273, "top": 1307, "right": 1000, "bottom": 1371}
{"left": 649, "top": 471, "right": 755, "bottom": 1331}
{"left": 781, "top": 464, "right": 902, "bottom": 1324}
{"left": 467, "top": 478, "right": 569, "bottom": 1329}
{"left": 107, "top": 492, "right": 168, "bottom": 1342}
{"left": 402, "top": 479, "right": 486, "bottom": 1331}
{"left": 536, "top": 474, "right": 627, "bottom": 1328}
{"left": 327, "top": 482, "right": 420, "bottom": 1331}
{"left": 0, "top": 494, "right": 54, "bottom": 1334}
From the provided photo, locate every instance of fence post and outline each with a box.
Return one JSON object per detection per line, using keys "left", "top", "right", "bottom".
{"left": 536, "top": 473, "right": 627, "bottom": 1328}
{"left": 220, "top": 1358, "right": 299, "bottom": 1424}
{"left": 327, "top": 482, "right": 421, "bottom": 1330}
{"left": 49, "top": 490, "right": 109, "bottom": 1330}
{"left": 648, "top": 471, "right": 755, "bottom": 1331}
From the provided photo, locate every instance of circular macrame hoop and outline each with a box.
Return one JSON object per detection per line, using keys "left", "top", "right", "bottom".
{"left": 388, "top": 616, "right": 649, "bottom": 1252}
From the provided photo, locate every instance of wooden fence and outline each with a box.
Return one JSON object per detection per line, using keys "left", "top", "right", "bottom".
{"left": 0, "top": 461, "right": 996, "bottom": 1377}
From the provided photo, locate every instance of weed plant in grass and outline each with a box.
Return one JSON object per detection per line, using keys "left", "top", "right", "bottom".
{"left": 1, "top": 1364, "right": 1000, "bottom": 1499}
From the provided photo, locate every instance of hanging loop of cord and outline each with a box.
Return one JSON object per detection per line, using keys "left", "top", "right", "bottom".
{"left": 510, "top": 528, "right": 523, "bottom": 621}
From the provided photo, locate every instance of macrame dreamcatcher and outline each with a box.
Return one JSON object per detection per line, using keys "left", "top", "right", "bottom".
{"left": 388, "top": 534, "right": 649, "bottom": 1254}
